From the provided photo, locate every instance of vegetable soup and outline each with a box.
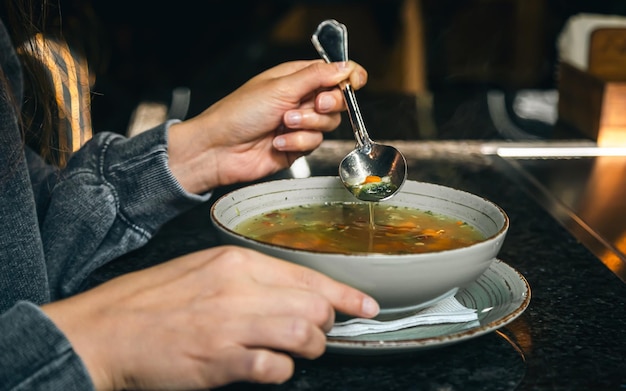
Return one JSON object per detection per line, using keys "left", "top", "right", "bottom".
{"left": 233, "top": 202, "right": 485, "bottom": 254}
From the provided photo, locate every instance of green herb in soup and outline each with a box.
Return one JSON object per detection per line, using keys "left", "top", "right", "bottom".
{"left": 348, "top": 175, "right": 398, "bottom": 201}
{"left": 233, "top": 202, "right": 485, "bottom": 254}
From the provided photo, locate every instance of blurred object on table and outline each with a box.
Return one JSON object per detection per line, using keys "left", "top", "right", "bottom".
{"left": 485, "top": 89, "right": 556, "bottom": 141}
{"left": 557, "top": 13, "right": 626, "bottom": 146}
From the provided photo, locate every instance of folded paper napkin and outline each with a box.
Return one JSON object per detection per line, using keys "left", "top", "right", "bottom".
{"left": 328, "top": 296, "right": 478, "bottom": 337}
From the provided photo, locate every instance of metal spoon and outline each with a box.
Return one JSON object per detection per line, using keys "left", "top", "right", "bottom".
{"left": 311, "top": 19, "right": 407, "bottom": 202}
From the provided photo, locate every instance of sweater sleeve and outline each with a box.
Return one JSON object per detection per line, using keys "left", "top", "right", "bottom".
{"left": 0, "top": 302, "right": 94, "bottom": 391}
{"left": 37, "top": 121, "right": 213, "bottom": 300}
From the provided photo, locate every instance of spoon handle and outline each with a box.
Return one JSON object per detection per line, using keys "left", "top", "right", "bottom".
{"left": 312, "top": 19, "right": 372, "bottom": 150}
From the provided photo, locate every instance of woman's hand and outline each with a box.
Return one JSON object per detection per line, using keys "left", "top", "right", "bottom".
{"left": 42, "top": 246, "right": 379, "bottom": 390}
{"left": 167, "top": 60, "right": 368, "bottom": 194}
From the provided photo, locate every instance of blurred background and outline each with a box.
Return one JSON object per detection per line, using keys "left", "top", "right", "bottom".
{"left": 60, "top": 0, "right": 626, "bottom": 142}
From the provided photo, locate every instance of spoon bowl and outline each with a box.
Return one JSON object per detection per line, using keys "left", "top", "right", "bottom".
{"left": 340, "top": 143, "right": 407, "bottom": 202}
{"left": 312, "top": 19, "right": 407, "bottom": 201}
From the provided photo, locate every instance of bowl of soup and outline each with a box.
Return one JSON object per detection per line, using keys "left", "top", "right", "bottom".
{"left": 210, "top": 176, "right": 509, "bottom": 315}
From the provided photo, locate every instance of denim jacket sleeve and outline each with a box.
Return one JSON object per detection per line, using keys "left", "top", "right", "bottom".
{"left": 0, "top": 123, "right": 213, "bottom": 390}
{"left": 0, "top": 302, "right": 94, "bottom": 391}
{"left": 38, "top": 121, "right": 212, "bottom": 300}
{"left": 2, "top": 15, "right": 211, "bottom": 387}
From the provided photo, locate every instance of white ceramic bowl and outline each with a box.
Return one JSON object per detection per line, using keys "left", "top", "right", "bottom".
{"left": 210, "top": 176, "right": 509, "bottom": 315}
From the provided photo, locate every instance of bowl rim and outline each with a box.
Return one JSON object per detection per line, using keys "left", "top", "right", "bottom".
{"left": 210, "top": 176, "right": 509, "bottom": 259}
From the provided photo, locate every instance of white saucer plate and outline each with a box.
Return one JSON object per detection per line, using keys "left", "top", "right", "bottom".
{"left": 326, "top": 259, "right": 531, "bottom": 355}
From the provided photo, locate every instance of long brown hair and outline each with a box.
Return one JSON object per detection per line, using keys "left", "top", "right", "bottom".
{"left": 1, "top": 0, "right": 99, "bottom": 167}
{"left": 2, "top": 1, "right": 60, "bottom": 163}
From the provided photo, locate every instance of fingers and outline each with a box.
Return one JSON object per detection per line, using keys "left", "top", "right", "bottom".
{"left": 175, "top": 246, "right": 379, "bottom": 319}
{"left": 276, "top": 62, "right": 364, "bottom": 147}
{"left": 275, "top": 90, "right": 345, "bottom": 152}
{"left": 197, "top": 316, "right": 326, "bottom": 387}
{"left": 251, "top": 59, "right": 323, "bottom": 80}
{"left": 345, "top": 63, "right": 367, "bottom": 90}
{"left": 220, "top": 315, "right": 328, "bottom": 359}
{"left": 213, "top": 347, "right": 295, "bottom": 385}
{"left": 189, "top": 265, "right": 336, "bottom": 331}
{"left": 259, "top": 60, "right": 367, "bottom": 91}
{"left": 281, "top": 61, "right": 368, "bottom": 100}
{"left": 283, "top": 108, "right": 341, "bottom": 131}
{"left": 287, "top": 268, "right": 379, "bottom": 319}
{"left": 238, "top": 249, "right": 379, "bottom": 319}
{"left": 272, "top": 130, "right": 323, "bottom": 153}
{"left": 316, "top": 90, "right": 342, "bottom": 113}
{"left": 191, "top": 246, "right": 379, "bottom": 319}
{"left": 48, "top": 245, "right": 378, "bottom": 390}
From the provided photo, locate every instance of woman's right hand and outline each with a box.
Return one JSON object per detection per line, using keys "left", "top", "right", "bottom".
{"left": 42, "top": 246, "right": 379, "bottom": 390}
{"left": 167, "top": 60, "right": 368, "bottom": 194}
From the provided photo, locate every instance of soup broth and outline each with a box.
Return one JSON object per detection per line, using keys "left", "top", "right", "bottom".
{"left": 233, "top": 202, "right": 486, "bottom": 254}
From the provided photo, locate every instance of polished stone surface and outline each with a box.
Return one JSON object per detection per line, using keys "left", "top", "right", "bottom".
{"left": 86, "top": 141, "right": 626, "bottom": 390}
{"left": 498, "top": 155, "right": 626, "bottom": 282}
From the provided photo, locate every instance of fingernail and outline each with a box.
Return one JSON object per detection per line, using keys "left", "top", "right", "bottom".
{"left": 361, "top": 297, "right": 380, "bottom": 317}
{"left": 285, "top": 111, "right": 302, "bottom": 126}
{"left": 318, "top": 95, "right": 335, "bottom": 111}
{"left": 273, "top": 136, "right": 286, "bottom": 149}
{"left": 335, "top": 61, "right": 349, "bottom": 71}
{"left": 358, "top": 71, "right": 366, "bottom": 88}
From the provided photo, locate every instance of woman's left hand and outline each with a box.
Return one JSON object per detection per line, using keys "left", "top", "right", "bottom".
{"left": 167, "top": 60, "right": 367, "bottom": 194}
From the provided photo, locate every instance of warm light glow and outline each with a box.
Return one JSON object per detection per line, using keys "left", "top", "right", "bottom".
{"left": 599, "top": 250, "right": 626, "bottom": 278}
{"left": 493, "top": 147, "right": 626, "bottom": 157}
{"left": 571, "top": 156, "right": 626, "bottom": 282}
{"left": 21, "top": 34, "right": 92, "bottom": 155}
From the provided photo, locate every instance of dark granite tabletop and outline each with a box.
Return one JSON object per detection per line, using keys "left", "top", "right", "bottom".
{"left": 87, "top": 140, "right": 626, "bottom": 391}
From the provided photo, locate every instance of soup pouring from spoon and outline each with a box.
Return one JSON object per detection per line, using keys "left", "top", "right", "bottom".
{"left": 312, "top": 19, "right": 407, "bottom": 202}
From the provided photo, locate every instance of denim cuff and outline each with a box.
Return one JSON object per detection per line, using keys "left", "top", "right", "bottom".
{"left": 97, "top": 121, "right": 212, "bottom": 234}
{"left": 0, "top": 301, "right": 94, "bottom": 390}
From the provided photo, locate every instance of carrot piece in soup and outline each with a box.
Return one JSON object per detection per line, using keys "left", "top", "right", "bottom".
{"left": 363, "top": 175, "right": 382, "bottom": 184}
